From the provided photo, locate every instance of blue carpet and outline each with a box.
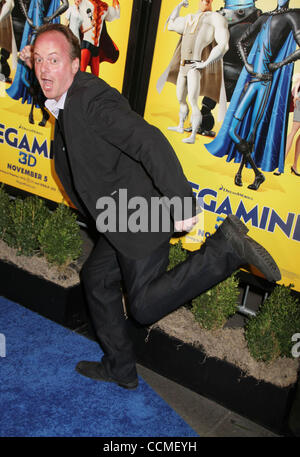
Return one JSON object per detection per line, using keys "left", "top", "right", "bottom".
{"left": 0, "top": 297, "right": 197, "bottom": 437}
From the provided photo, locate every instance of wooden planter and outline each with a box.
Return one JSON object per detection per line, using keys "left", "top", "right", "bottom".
{"left": 0, "top": 258, "right": 297, "bottom": 435}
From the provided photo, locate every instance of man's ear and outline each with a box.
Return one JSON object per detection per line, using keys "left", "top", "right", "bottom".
{"left": 72, "top": 57, "right": 80, "bottom": 74}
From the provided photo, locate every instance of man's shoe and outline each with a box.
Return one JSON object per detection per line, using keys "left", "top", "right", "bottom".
{"left": 220, "top": 215, "right": 281, "bottom": 282}
{"left": 75, "top": 361, "right": 138, "bottom": 390}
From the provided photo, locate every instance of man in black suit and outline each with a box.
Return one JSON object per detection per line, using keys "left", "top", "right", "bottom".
{"left": 20, "top": 23, "right": 280, "bottom": 390}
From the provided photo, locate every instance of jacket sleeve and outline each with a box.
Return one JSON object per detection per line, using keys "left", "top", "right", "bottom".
{"left": 82, "top": 83, "right": 200, "bottom": 218}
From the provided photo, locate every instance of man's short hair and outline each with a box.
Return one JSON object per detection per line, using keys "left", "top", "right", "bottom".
{"left": 33, "top": 23, "right": 81, "bottom": 62}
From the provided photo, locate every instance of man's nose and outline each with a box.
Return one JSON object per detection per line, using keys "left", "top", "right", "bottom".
{"left": 40, "top": 60, "right": 50, "bottom": 72}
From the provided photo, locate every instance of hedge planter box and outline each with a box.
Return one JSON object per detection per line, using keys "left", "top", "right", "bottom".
{"left": 127, "top": 319, "right": 297, "bottom": 435}
{"left": 0, "top": 257, "right": 298, "bottom": 436}
{"left": 0, "top": 259, "right": 87, "bottom": 330}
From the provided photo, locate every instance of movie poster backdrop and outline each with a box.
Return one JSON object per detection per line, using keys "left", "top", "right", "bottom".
{"left": 143, "top": 0, "right": 300, "bottom": 291}
{"left": 1, "top": 0, "right": 300, "bottom": 291}
{"left": 0, "top": 0, "right": 133, "bottom": 206}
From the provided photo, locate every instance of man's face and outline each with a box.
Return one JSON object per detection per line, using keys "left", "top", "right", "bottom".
{"left": 199, "top": 0, "right": 213, "bottom": 12}
{"left": 34, "top": 31, "right": 79, "bottom": 101}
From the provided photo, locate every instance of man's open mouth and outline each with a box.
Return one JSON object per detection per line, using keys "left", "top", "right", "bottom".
{"left": 41, "top": 78, "right": 53, "bottom": 90}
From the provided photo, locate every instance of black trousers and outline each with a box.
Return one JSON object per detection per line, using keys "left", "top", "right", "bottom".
{"left": 80, "top": 226, "right": 242, "bottom": 383}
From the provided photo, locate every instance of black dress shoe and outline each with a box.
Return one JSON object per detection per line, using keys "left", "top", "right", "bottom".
{"left": 291, "top": 166, "right": 300, "bottom": 176}
{"left": 220, "top": 215, "right": 281, "bottom": 282}
{"left": 75, "top": 361, "right": 138, "bottom": 390}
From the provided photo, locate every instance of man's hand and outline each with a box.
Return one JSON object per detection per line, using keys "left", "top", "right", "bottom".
{"left": 191, "top": 60, "right": 206, "bottom": 70}
{"left": 18, "top": 45, "right": 33, "bottom": 70}
{"left": 174, "top": 216, "right": 198, "bottom": 232}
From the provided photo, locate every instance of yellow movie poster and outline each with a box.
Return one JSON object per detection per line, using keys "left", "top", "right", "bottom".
{"left": 144, "top": 0, "right": 300, "bottom": 290}
{"left": 0, "top": 0, "right": 133, "bottom": 204}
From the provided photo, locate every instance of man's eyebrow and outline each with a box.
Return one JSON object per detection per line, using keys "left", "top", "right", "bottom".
{"left": 33, "top": 51, "right": 59, "bottom": 56}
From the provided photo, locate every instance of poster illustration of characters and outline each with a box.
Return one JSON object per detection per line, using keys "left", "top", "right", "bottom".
{"left": 0, "top": 0, "right": 133, "bottom": 205}
{"left": 144, "top": 0, "right": 300, "bottom": 291}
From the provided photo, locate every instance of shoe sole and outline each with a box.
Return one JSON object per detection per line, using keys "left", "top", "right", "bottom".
{"left": 244, "top": 237, "right": 281, "bottom": 282}
{"left": 117, "top": 381, "right": 138, "bottom": 390}
{"left": 223, "top": 215, "right": 281, "bottom": 282}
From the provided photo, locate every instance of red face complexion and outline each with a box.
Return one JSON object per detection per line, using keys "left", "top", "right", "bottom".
{"left": 33, "top": 31, "right": 79, "bottom": 101}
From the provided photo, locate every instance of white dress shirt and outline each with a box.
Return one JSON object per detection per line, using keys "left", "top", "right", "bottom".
{"left": 45, "top": 91, "right": 68, "bottom": 119}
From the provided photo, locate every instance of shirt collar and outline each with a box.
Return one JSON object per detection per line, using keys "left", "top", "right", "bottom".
{"left": 45, "top": 91, "right": 68, "bottom": 119}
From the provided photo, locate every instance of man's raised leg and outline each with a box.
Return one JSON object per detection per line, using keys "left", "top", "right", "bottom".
{"left": 121, "top": 215, "right": 280, "bottom": 326}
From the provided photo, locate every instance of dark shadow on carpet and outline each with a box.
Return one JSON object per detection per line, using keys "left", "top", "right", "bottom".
{"left": 0, "top": 296, "right": 198, "bottom": 437}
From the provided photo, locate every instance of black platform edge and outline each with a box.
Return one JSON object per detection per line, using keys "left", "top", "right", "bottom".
{"left": 0, "top": 258, "right": 297, "bottom": 435}
{"left": 0, "top": 259, "right": 87, "bottom": 330}
{"left": 126, "top": 319, "right": 297, "bottom": 436}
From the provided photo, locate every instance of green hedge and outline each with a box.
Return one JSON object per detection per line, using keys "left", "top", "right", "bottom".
{"left": 168, "top": 240, "right": 239, "bottom": 329}
{"left": 191, "top": 274, "right": 240, "bottom": 330}
{"left": 39, "top": 204, "right": 82, "bottom": 267}
{"left": 0, "top": 187, "right": 82, "bottom": 268}
{"left": 245, "top": 284, "right": 300, "bottom": 362}
{"left": 0, "top": 185, "right": 12, "bottom": 240}
{"left": 167, "top": 240, "right": 188, "bottom": 270}
{"left": 5, "top": 195, "right": 49, "bottom": 256}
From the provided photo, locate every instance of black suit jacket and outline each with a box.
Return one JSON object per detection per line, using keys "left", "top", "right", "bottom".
{"left": 53, "top": 71, "right": 197, "bottom": 259}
